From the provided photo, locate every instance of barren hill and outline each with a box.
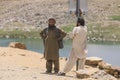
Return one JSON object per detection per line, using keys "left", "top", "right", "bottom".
{"left": 0, "top": 0, "right": 120, "bottom": 28}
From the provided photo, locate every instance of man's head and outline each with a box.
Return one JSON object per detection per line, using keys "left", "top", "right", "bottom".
{"left": 77, "top": 18, "right": 85, "bottom": 26}
{"left": 48, "top": 18, "right": 56, "bottom": 27}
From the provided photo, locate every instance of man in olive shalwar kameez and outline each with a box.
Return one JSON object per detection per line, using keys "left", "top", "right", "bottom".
{"left": 40, "top": 18, "right": 66, "bottom": 74}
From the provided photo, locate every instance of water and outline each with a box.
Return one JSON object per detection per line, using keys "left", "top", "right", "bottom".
{"left": 0, "top": 38, "right": 120, "bottom": 66}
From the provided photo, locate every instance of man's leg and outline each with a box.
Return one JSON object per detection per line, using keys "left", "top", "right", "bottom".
{"left": 53, "top": 59, "right": 59, "bottom": 73}
{"left": 63, "top": 49, "right": 77, "bottom": 73}
{"left": 78, "top": 58, "right": 86, "bottom": 69}
{"left": 46, "top": 60, "right": 52, "bottom": 73}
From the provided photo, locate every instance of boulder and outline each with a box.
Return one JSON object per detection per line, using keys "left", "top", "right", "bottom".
{"left": 98, "top": 61, "right": 112, "bottom": 70}
{"left": 76, "top": 69, "right": 90, "bottom": 79}
{"left": 98, "top": 61, "right": 120, "bottom": 78}
{"left": 118, "top": 5, "right": 120, "bottom": 8}
{"left": 91, "top": 70, "right": 117, "bottom": 80}
{"left": 108, "top": 66, "right": 120, "bottom": 78}
{"left": 8, "top": 42, "right": 27, "bottom": 49}
{"left": 86, "top": 57, "right": 103, "bottom": 66}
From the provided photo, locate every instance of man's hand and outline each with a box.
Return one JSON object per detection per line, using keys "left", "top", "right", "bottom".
{"left": 40, "top": 56, "right": 45, "bottom": 59}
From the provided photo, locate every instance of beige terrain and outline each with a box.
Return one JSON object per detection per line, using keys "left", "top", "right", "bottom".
{"left": 0, "top": 0, "right": 120, "bottom": 79}
{"left": 0, "top": 47, "right": 118, "bottom": 80}
{"left": 0, "top": 0, "right": 120, "bottom": 28}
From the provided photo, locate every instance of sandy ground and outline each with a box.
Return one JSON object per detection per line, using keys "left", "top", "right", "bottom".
{"left": 0, "top": 47, "right": 117, "bottom": 80}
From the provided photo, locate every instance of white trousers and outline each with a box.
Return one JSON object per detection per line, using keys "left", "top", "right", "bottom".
{"left": 63, "top": 49, "right": 86, "bottom": 73}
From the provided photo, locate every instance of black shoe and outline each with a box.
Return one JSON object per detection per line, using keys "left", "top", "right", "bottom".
{"left": 53, "top": 71, "right": 58, "bottom": 74}
{"left": 57, "top": 72, "right": 66, "bottom": 76}
{"left": 45, "top": 71, "right": 51, "bottom": 74}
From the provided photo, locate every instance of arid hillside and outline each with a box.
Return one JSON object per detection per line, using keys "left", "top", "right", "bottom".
{"left": 0, "top": 0, "right": 120, "bottom": 41}
{"left": 0, "top": 0, "right": 120, "bottom": 28}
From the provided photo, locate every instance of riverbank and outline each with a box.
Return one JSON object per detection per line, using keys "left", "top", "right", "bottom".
{"left": 0, "top": 47, "right": 119, "bottom": 80}
{"left": 0, "top": 24, "right": 120, "bottom": 42}
{"left": 0, "top": 38, "right": 120, "bottom": 66}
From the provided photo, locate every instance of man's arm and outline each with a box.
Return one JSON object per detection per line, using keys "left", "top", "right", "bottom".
{"left": 58, "top": 29, "right": 67, "bottom": 40}
{"left": 40, "top": 28, "right": 47, "bottom": 58}
{"left": 40, "top": 28, "right": 47, "bottom": 39}
{"left": 69, "top": 27, "right": 76, "bottom": 39}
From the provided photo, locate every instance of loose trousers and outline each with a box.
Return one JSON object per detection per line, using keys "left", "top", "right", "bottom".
{"left": 46, "top": 59, "right": 59, "bottom": 72}
{"left": 63, "top": 49, "right": 86, "bottom": 73}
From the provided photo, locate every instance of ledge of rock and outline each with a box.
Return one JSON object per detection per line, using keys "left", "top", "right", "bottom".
{"left": 106, "top": 66, "right": 120, "bottom": 78}
{"left": 76, "top": 69, "right": 90, "bottom": 79}
{"left": 91, "top": 70, "right": 118, "bottom": 80}
{"left": 8, "top": 42, "right": 27, "bottom": 50}
{"left": 98, "top": 61, "right": 112, "bottom": 70}
{"left": 86, "top": 57, "right": 103, "bottom": 66}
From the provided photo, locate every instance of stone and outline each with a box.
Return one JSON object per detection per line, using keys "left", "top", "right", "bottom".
{"left": 112, "top": 66, "right": 120, "bottom": 73}
{"left": 34, "top": 13, "right": 41, "bottom": 16}
{"left": 97, "top": 61, "right": 120, "bottom": 78}
{"left": 91, "top": 70, "right": 117, "bottom": 80}
{"left": 118, "top": 5, "right": 120, "bottom": 8}
{"left": 8, "top": 42, "right": 27, "bottom": 49}
{"left": 110, "top": 66, "right": 120, "bottom": 78}
{"left": 104, "top": 66, "right": 120, "bottom": 78}
{"left": 98, "top": 61, "right": 112, "bottom": 70}
{"left": 84, "top": 65, "right": 99, "bottom": 75}
{"left": 76, "top": 69, "right": 90, "bottom": 79}
{"left": 86, "top": 57, "right": 103, "bottom": 66}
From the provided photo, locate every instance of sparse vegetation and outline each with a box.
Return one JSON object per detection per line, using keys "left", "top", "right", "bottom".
{"left": 0, "top": 29, "right": 41, "bottom": 39}
{"left": 0, "top": 0, "right": 120, "bottom": 42}
{"left": 1, "top": 23, "right": 120, "bottom": 42}
{"left": 111, "top": 15, "right": 120, "bottom": 21}
{"left": 87, "top": 23, "right": 120, "bottom": 42}
{"left": 61, "top": 24, "right": 75, "bottom": 33}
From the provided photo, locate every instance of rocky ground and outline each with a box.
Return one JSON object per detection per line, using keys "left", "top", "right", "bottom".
{"left": 0, "top": 0, "right": 120, "bottom": 29}
{"left": 0, "top": 46, "right": 119, "bottom": 80}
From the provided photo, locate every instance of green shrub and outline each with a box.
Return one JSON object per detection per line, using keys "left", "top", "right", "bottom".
{"left": 110, "top": 15, "right": 120, "bottom": 21}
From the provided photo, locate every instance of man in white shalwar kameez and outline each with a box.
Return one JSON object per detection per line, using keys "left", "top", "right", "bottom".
{"left": 58, "top": 18, "right": 87, "bottom": 76}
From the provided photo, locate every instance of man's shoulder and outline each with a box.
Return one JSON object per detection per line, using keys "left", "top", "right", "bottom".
{"left": 40, "top": 28, "right": 48, "bottom": 34}
{"left": 55, "top": 27, "right": 62, "bottom": 31}
{"left": 42, "top": 27, "right": 48, "bottom": 31}
{"left": 55, "top": 27, "right": 60, "bottom": 29}
{"left": 73, "top": 27, "right": 79, "bottom": 30}
{"left": 44, "top": 27, "right": 48, "bottom": 30}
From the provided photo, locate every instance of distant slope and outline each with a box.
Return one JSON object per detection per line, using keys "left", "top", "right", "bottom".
{"left": 0, "top": 0, "right": 120, "bottom": 28}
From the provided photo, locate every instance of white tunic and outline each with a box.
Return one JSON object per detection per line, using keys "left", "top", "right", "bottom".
{"left": 69, "top": 26, "right": 87, "bottom": 59}
{"left": 63, "top": 26, "right": 87, "bottom": 73}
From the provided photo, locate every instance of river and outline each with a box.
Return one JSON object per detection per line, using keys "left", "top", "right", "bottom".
{"left": 0, "top": 38, "right": 120, "bottom": 66}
